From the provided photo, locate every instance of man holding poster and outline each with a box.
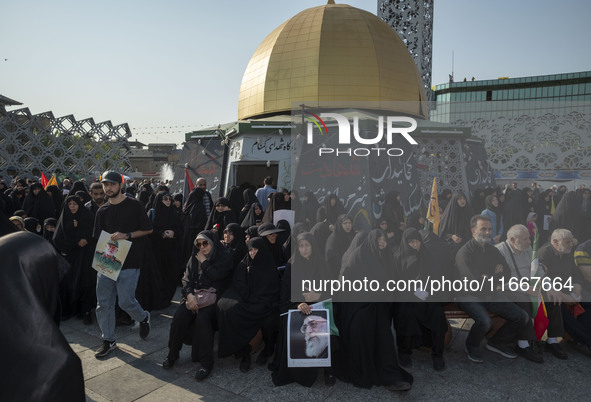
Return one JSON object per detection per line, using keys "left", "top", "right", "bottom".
{"left": 92, "top": 171, "right": 153, "bottom": 359}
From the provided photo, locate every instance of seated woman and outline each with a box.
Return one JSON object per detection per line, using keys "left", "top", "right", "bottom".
{"left": 438, "top": 193, "right": 474, "bottom": 256}
{"left": 161, "top": 230, "right": 233, "bottom": 381}
{"left": 334, "top": 229, "right": 413, "bottom": 392}
{"left": 270, "top": 232, "right": 336, "bottom": 387}
{"left": 217, "top": 237, "right": 281, "bottom": 373}
{"left": 393, "top": 228, "right": 448, "bottom": 371}
{"left": 325, "top": 214, "right": 355, "bottom": 277}
{"left": 222, "top": 223, "right": 247, "bottom": 269}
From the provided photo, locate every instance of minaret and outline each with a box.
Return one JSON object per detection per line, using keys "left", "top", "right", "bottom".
{"left": 378, "top": 0, "right": 434, "bottom": 101}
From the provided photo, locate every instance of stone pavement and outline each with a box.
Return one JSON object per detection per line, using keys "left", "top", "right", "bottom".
{"left": 61, "top": 289, "right": 591, "bottom": 401}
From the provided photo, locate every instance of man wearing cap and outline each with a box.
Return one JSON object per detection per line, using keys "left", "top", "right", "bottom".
{"left": 93, "top": 171, "right": 153, "bottom": 358}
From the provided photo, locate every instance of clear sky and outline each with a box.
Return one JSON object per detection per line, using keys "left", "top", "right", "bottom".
{"left": 2, "top": 0, "right": 590, "bottom": 146}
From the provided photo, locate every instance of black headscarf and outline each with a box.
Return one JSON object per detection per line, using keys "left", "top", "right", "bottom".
{"left": 182, "top": 230, "right": 233, "bottom": 297}
{"left": 339, "top": 229, "right": 391, "bottom": 297}
{"left": 262, "top": 191, "right": 291, "bottom": 224}
{"left": 43, "top": 217, "right": 58, "bottom": 243}
{"left": 225, "top": 186, "right": 245, "bottom": 221}
{"left": 324, "top": 194, "right": 346, "bottom": 225}
{"left": 325, "top": 214, "right": 356, "bottom": 276}
{"left": 438, "top": 193, "right": 474, "bottom": 244}
{"left": 382, "top": 190, "right": 405, "bottom": 226}
{"left": 205, "top": 197, "right": 237, "bottom": 235}
{"left": 53, "top": 195, "right": 94, "bottom": 254}
{"left": 245, "top": 225, "right": 259, "bottom": 240}
{"left": 75, "top": 190, "right": 92, "bottom": 206}
{"left": 338, "top": 231, "right": 368, "bottom": 277}
{"left": 138, "top": 183, "right": 153, "bottom": 207}
{"left": 0, "top": 209, "right": 17, "bottom": 237}
{"left": 240, "top": 202, "right": 264, "bottom": 230}
{"left": 394, "top": 228, "right": 431, "bottom": 282}
{"left": 45, "top": 185, "right": 64, "bottom": 218}
{"left": 242, "top": 188, "right": 258, "bottom": 208}
{"left": 235, "top": 237, "right": 281, "bottom": 305}
{"left": 183, "top": 187, "right": 207, "bottom": 231}
{"left": 150, "top": 191, "right": 181, "bottom": 236}
{"left": 172, "top": 193, "right": 183, "bottom": 216}
{"left": 22, "top": 182, "right": 55, "bottom": 222}
{"left": 406, "top": 211, "right": 425, "bottom": 231}
{"left": 471, "top": 188, "right": 487, "bottom": 215}
{"left": 301, "top": 191, "right": 321, "bottom": 228}
{"left": 70, "top": 181, "right": 87, "bottom": 195}
{"left": 290, "top": 232, "right": 330, "bottom": 302}
{"left": 484, "top": 194, "right": 502, "bottom": 229}
{"left": 533, "top": 190, "right": 552, "bottom": 235}
{"left": 240, "top": 187, "right": 258, "bottom": 223}
{"left": 310, "top": 219, "right": 331, "bottom": 260}
{"left": 223, "top": 223, "right": 247, "bottom": 268}
{"left": 502, "top": 188, "right": 526, "bottom": 231}
{"left": 24, "top": 217, "right": 41, "bottom": 235}
{"left": 549, "top": 191, "right": 583, "bottom": 240}
{"left": 0, "top": 232, "right": 85, "bottom": 401}
{"left": 146, "top": 184, "right": 168, "bottom": 211}
{"left": 276, "top": 219, "right": 291, "bottom": 247}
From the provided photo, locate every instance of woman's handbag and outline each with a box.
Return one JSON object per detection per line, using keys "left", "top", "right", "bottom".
{"left": 194, "top": 287, "right": 217, "bottom": 309}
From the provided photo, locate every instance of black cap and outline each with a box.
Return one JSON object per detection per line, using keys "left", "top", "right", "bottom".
{"left": 100, "top": 171, "right": 122, "bottom": 184}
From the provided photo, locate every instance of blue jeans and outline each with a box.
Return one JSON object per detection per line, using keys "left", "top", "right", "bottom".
{"left": 457, "top": 297, "right": 529, "bottom": 348}
{"left": 96, "top": 269, "right": 147, "bottom": 341}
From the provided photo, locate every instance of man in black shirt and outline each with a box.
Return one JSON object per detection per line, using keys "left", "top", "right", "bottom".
{"left": 93, "top": 171, "right": 153, "bottom": 358}
{"left": 456, "top": 215, "right": 529, "bottom": 363}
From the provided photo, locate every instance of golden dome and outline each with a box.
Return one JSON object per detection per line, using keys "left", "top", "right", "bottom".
{"left": 237, "top": 2, "right": 427, "bottom": 121}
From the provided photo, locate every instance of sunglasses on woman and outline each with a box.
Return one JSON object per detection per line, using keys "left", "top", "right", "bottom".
{"left": 195, "top": 241, "right": 210, "bottom": 248}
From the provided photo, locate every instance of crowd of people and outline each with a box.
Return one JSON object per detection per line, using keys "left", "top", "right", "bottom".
{"left": 1, "top": 173, "right": 591, "bottom": 397}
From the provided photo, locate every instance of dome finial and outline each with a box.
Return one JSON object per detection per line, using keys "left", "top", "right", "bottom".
{"left": 327, "top": 0, "right": 335, "bottom": 4}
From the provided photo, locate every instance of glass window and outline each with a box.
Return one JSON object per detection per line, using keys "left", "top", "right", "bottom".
{"left": 567, "top": 85, "right": 573, "bottom": 96}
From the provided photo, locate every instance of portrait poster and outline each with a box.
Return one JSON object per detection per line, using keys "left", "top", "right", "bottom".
{"left": 287, "top": 309, "right": 331, "bottom": 368}
{"left": 543, "top": 215, "right": 551, "bottom": 231}
{"left": 91, "top": 230, "right": 131, "bottom": 281}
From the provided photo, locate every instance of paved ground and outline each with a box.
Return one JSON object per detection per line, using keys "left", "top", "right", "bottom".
{"left": 61, "top": 289, "right": 591, "bottom": 401}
